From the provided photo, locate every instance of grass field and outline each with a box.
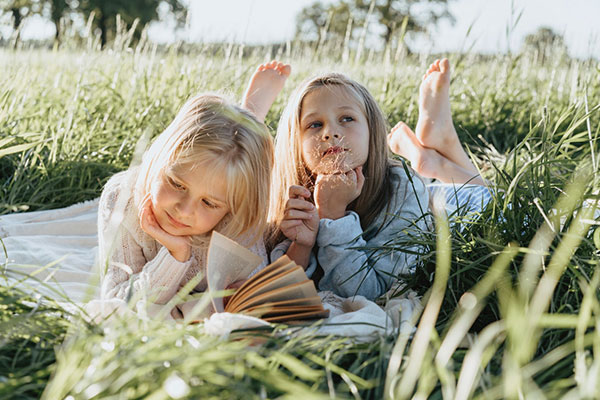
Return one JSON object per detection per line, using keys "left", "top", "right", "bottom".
{"left": 1, "top": 35, "right": 599, "bottom": 399}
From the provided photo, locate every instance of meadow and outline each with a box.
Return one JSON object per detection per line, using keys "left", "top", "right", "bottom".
{"left": 1, "top": 32, "right": 599, "bottom": 399}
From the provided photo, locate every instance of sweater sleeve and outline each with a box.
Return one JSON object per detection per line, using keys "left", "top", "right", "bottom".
{"left": 98, "top": 172, "right": 193, "bottom": 304}
{"left": 315, "top": 167, "right": 430, "bottom": 300}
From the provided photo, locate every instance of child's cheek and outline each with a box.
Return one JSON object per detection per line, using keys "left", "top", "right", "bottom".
{"left": 149, "top": 181, "right": 167, "bottom": 207}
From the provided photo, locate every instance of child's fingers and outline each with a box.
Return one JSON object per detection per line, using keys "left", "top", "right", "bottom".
{"left": 281, "top": 219, "right": 302, "bottom": 229}
{"left": 344, "top": 168, "right": 357, "bottom": 184}
{"left": 284, "top": 209, "right": 315, "bottom": 221}
{"left": 285, "top": 198, "right": 315, "bottom": 211}
{"left": 138, "top": 193, "right": 153, "bottom": 218}
{"left": 140, "top": 207, "right": 159, "bottom": 231}
{"left": 288, "top": 185, "right": 311, "bottom": 199}
{"left": 139, "top": 207, "right": 156, "bottom": 235}
{"left": 280, "top": 220, "right": 303, "bottom": 241}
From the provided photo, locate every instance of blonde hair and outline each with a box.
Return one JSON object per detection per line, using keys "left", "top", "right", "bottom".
{"left": 268, "top": 73, "right": 395, "bottom": 244}
{"left": 135, "top": 93, "right": 273, "bottom": 244}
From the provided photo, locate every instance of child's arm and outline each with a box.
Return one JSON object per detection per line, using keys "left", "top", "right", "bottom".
{"left": 98, "top": 172, "right": 193, "bottom": 304}
{"left": 280, "top": 185, "right": 320, "bottom": 268}
{"left": 314, "top": 167, "right": 430, "bottom": 299}
{"left": 138, "top": 192, "right": 191, "bottom": 262}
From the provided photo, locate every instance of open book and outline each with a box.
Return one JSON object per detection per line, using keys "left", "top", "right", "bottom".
{"left": 206, "top": 231, "right": 329, "bottom": 323}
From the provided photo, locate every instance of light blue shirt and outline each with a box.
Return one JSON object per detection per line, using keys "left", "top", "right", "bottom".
{"left": 271, "top": 165, "right": 430, "bottom": 300}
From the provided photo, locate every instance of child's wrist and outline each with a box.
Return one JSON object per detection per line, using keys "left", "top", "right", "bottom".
{"left": 317, "top": 205, "right": 346, "bottom": 220}
{"left": 290, "top": 240, "right": 314, "bottom": 251}
{"left": 170, "top": 247, "right": 191, "bottom": 263}
{"left": 287, "top": 241, "right": 313, "bottom": 269}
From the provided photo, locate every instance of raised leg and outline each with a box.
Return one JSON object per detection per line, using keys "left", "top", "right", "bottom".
{"left": 415, "top": 58, "right": 478, "bottom": 175}
{"left": 241, "top": 60, "right": 291, "bottom": 123}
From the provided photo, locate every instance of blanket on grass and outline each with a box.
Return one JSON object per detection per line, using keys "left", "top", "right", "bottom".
{"left": 0, "top": 183, "right": 491, "bottom": 339}
{"left": 0, "top": 199, "right": 421, "bottom": 339}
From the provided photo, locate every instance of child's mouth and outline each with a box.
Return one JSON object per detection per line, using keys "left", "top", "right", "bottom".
{"left": 323, "top": 146, "right": 345, "bottom": 156}
{"left": 166, "top": 211, "right": 190, "bottom": 228}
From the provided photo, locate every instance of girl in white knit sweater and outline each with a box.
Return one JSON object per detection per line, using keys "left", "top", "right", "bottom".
{"left": 100, "top": 62, "right": 291, "bottom": 310}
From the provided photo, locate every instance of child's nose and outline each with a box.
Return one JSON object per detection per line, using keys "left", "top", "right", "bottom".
{"left": 176, "top": 197, "right": 195, "bottom": 217}
{"left": 322, "top": 128, "right": 341, "bottom": 141}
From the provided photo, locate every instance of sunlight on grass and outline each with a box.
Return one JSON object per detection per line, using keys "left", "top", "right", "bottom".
{"left": 1, "top": 27, "right": 599, "bottom": 399}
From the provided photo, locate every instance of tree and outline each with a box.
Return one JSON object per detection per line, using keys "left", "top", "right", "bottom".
{"left": 296, "top": 0, "right": 454, "bottom": 48}
{"left": 522, "top": 27, "right": 568, "bottom": 59}
{"left": 74, "top": 0, "right": 187, "bottom": 47}
{"left": 295, "top": 1, "right": 352, "bottom": 43}
{"left": 2, "top": 0, "right": 79, "bottom": 43}
{"left": 1, "top": 0, "right": 41, "bottom": 30}
{"left": 48, "top": 0, "right": 68, "bottom": 40}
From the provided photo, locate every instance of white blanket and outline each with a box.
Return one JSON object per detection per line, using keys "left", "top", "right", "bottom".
{"left": 0, "top": 199, "right": 101, "bottom": 302}
{"left": 0, "top": 200, "right": 422, "bottom": 339}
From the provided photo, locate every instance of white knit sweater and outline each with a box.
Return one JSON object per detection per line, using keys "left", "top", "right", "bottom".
{"left": 98, "top": 169, "right": 268, "bottom": 305}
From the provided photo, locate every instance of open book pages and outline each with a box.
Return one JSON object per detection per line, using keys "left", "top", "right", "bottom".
{"left": 207, "top": 231, "right": 329, "bottom": 323}
{"left": 206, "top": 231, "right": 263, "bottom": 313}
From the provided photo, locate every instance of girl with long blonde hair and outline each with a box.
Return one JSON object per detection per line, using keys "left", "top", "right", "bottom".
{"left": 269, "top": 59, "right": 487, "bottom": 300}
{"left": 100, "top": 62, "right": 291, "bottom": 310}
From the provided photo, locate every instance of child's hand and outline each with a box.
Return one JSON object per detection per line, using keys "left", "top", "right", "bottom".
{"left": 281, "top": 185, "right": 319, "bottom": 248}
{"left": 138, "top": 193, "right": 192, "bottom": 262}
{"left": 315, "top": 166, "right": 364, "bottom": 220}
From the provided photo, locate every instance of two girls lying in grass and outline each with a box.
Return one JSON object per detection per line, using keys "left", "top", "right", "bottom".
{"left": 97, "top": 58, "right": 487, "bottom": 313}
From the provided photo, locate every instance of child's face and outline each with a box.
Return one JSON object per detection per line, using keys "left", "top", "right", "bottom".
{"left": 149, "top": 163, "right": 230, "bottom": 237}
{"left": 299, "top": 85, "right": 369, "bottom": 175}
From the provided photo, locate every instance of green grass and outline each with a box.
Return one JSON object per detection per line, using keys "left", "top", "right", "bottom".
{"left": 1, "top": 35, "right": 599, "bottom": 399}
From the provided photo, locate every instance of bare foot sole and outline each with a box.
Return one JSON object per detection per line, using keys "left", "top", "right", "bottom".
{"left": 388, "top": 121, "right": 444, "bottom": 180}
{"left": 242, "top": 60, "right": 291, "bottom": 122}
{"left": 388, "top": 121, "right": 485, "bottom": 185}
{"left": 415, "top": 59, "right": 477, "bottom": 174}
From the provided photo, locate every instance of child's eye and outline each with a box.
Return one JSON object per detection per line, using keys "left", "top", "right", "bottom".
{"left": 167, "top": 177, "right": 185, "bottom": 191}
{"left": 307, "top": 121, "right": 322, "bottom": 130}
{"left": 341, "top": 116, "right": 354, "bottom": 123}
{"left": 203, "top": 199, "right": 218, "bottom": 209}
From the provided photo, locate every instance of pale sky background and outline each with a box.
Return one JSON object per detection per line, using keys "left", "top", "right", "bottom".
{"left": 3, "top": 0, "right": 600, "bottom": 58}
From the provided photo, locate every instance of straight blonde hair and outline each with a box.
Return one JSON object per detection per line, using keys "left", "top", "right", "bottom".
{"left": 135, "top": 93, "right": 273, "bottom": 245}
{"left": 268, "top": 73, "right": 396, "bottom": 245}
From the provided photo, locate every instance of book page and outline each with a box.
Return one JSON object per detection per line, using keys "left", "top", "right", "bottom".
{"left": 244, "top": 305, "right": 325, "bottom": 320}
{"left": 207, "top": 231, "right": 263, "bottom": 312}
{"left": 244, "top": 296, "right": 323, "bottom": 312}
{"left": 245, "top": 305, "right": 325, "bottom": 318}
{"left": 228, "top": 266, "right": 308, "bottom": 312}
{"left": 227, "top": 257, "right": 294, "bottom": 307}
{"left": 263, "top": 309, "right": 330, "bottom": 322}
{"left": 235, "top": 280, "right": 319, "bottom": 311}
{"left": 226, "top": 262, "right": 299, "bottom": 312}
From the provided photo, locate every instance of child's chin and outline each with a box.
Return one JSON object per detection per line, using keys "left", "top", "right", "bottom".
{"left": 315, "top": 161, "right": 352, "bottom": 175}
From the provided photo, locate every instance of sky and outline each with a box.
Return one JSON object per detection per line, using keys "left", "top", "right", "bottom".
{"left": 3, "top": 0, "right": 600, "bottom": 59}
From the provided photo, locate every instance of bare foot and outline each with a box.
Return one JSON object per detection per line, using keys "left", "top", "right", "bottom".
{"left": 388, "top": 121, "right": 485, "bottom": 185}
{"left": 415, "top": 59, "right": 478, "bottom": 175}
{"left": 388, "top": 121, "right": 445, "bottom": 180}
{"left": 242, "top": 60, "right": 291, "bottom": 122}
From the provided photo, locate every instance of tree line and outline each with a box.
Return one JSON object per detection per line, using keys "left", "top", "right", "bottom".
{"left": 2, "top": 0, "right": 567, "bottom": 57}
{"left": 1, "top": 0, "right": 186, "bottom": 46}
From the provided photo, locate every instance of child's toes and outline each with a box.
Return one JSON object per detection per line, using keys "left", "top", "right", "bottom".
{"left": 279, "top": 64, "right": 291, "bottom": 76}
{"left": 439, "top": 58, "right": 450, "bottom": 73}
